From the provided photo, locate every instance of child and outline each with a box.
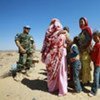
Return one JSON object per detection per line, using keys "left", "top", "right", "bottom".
{"left": 63, "top": 27, "right": 73, "bottom": 80}
{"left": 63, "top": 26, "right": 72, "bottom": 46}
{"left": 88, "top": 31, "right": 100, "bottom": 97}
{"left": 69, "top": 37, "right": 82, "bottom": 93}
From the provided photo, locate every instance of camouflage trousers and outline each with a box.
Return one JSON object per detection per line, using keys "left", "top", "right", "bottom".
{"left": 17, "top": 53, "right": 35, "bottom": 72}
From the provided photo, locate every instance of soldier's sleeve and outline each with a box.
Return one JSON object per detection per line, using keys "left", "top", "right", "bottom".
{"left": 30, "top": 36, "right": 34, "bottom": 44}
{"left": 15, "top": 33, "right": 21, "bottom": 42}
{"left": 30, "top": 36, "right": 36, "bottom": 50}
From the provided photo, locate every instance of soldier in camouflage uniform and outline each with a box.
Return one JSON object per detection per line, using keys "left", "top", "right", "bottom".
{"left": 14, "top": 25, "right": 35, "bottom": 80}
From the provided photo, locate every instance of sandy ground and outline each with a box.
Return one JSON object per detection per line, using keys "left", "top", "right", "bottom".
{"left": 0, "top": 51, "right": 100, "bottom": 100}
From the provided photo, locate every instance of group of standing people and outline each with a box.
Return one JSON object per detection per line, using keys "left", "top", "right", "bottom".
{"left": 13, "top": 17, "right": 100, "bottom": 97}
{"left": 41, "top": 17, "right": 100, "bottom": 97}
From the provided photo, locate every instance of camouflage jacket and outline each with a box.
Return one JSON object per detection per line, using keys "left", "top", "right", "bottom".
{"left": 15, "top": 33, "right": 35, "bottom": 54}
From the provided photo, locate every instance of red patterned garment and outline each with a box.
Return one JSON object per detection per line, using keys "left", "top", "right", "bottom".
{"left": 41, "top": 18, "right": 68, "bottom": 96}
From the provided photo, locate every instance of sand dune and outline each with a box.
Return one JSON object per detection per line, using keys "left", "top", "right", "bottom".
{"left": 0, "top": 51, "right": 100, "bottom": 100}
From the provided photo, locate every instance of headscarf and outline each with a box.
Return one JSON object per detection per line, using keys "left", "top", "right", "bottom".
{"left": 79, "top": 17, "right": 92, "bottom": 47}
{"left": 46, "top": 18, "right": 63, "bottom": 36}
{"left": 41, "top": 18, "right": 63, "bottom": 63}
{"left": 79, "top": 17, "right": 92, "bottom": 38}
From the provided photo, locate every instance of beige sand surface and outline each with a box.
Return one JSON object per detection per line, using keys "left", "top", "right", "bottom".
{"left": 0, "top": 51, "right": 100, "bottom": 100}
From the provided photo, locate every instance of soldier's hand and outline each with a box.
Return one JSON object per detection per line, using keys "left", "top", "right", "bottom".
{"left": 19, "top": 48, "right": 26, "bottom": 54}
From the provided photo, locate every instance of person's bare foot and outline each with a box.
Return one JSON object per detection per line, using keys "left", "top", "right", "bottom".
{"left": 13, "top": 72, "right": 23, "bottom": 82}
{"left": 58, "top": 93, "right": 67, "bottom": 97}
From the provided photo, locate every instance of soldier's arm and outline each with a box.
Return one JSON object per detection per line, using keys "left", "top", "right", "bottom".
{"left": 15, "top": 40, "right": 23, "bottom": 50}
{"left": 15, "top": 40, "right": 26, "bottom": 53}
{"left": 15, "top": 33, "right": 26, "bottom": 53}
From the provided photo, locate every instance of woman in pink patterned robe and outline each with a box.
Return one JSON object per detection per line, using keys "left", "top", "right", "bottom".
{"left": 41, "top": 18, "right": 68, "bottom": 96}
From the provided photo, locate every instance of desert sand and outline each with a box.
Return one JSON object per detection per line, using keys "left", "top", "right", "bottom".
{"left": 0, "top": 51, "right": 100, "bottom": 100}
